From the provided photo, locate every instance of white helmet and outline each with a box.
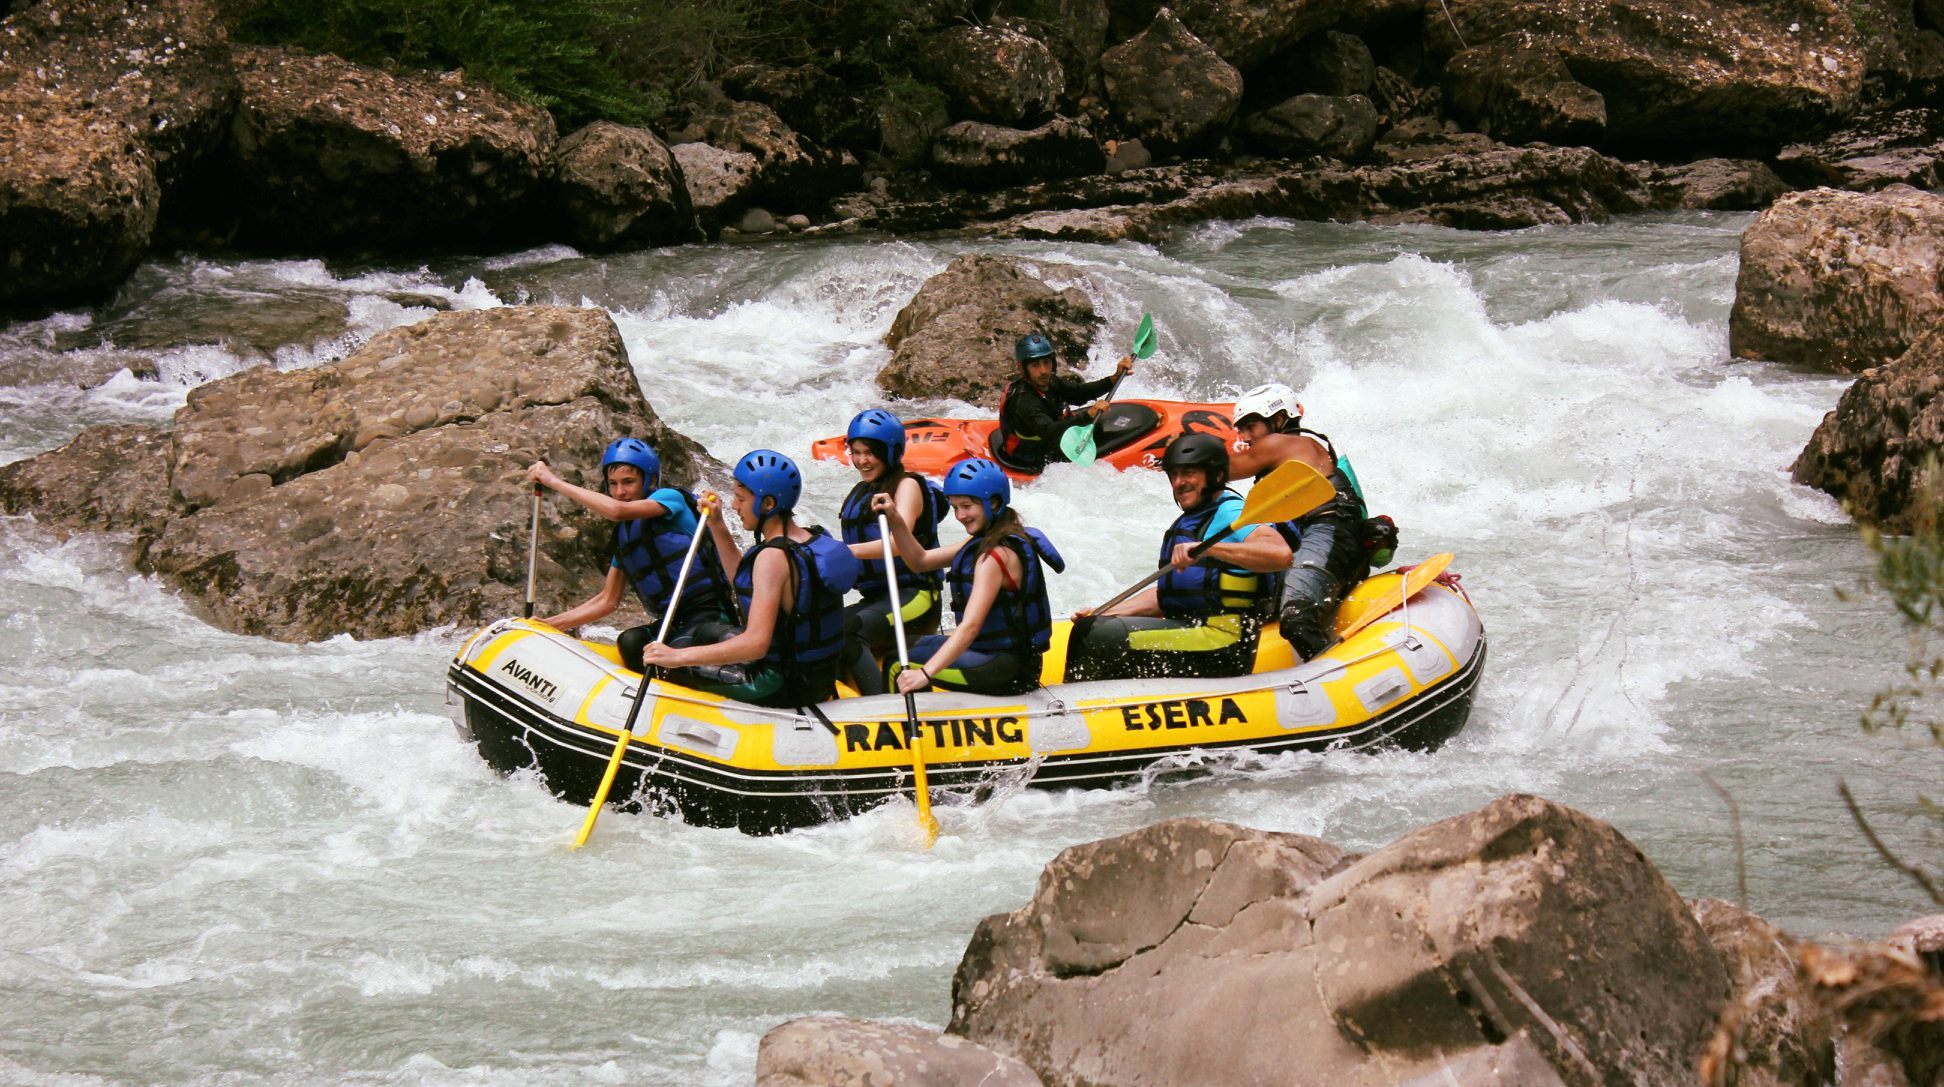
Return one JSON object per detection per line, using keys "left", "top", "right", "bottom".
{"left": 1233, "top": 383, "right": 1302, "bottom": 427}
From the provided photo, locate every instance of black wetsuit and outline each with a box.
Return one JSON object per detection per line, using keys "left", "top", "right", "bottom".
{"left": 993, "top": 373, "right": 1116, "bottom": 475}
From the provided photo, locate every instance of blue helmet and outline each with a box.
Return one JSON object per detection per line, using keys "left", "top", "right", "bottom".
{"left": 943, "top": 458, "right": 1010, "bottom": 521}
{"left": 734, "top": 449, "right": 802, "bottom": 517}
{"left": 1014, "top": 333, "right": 1055, "bottom": 365}
{"left": 602, "top": 438, "right": 660, "bottom": 488}
{"left": 845, "top": 408, "right": 905, "bottom": 468}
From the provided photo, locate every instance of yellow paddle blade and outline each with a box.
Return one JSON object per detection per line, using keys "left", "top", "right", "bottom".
{"left": 1239, "top": 459, "right": 1337, "bottom": 527}
{"left": 1335, "top": 552, "right": 1455, "bottom": 641}
{"left": 571, "top": 726, "right": 633, "bottom": 850}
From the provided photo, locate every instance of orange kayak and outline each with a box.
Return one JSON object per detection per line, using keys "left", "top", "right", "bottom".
{"left": 810, "top": 400, "right": 1237, "bottom": 481}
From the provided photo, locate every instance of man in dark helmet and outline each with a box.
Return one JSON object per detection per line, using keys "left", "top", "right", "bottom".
{"left": 992, "top": 332, "right": 1135, "bottom": 475}
{"left": 1065, "top": 432, "right": 1292, "bottom": 683}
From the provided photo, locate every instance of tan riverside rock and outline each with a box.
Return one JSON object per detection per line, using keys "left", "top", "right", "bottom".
{"left": 552, "top": 121, "right": 700, "bottom": 250}
{"left": 0, "top": 107, "right": 160, "bottom": 308}
{"left": 1429, "top": 0, "right": 1864, "bottom": 153}
{"left": 1691, "top": 898, "right": 1838, "bottom": 1087}
{"left": 948, "top": 795, "right": 1731, "bottom": 1087}
{"left": 878, "top": 254, "right": 1101, "bottom": 408}
{"left": 1730, "top": 186, "right": 1944, "bottom": 373}
{"left": 224, "top": 46, "right": 556, "bottom": 251}
{"left": 756, "top": 1017, "right": 1044, "bottom": 1087}
{"left": 1792, "top": 324, "right": 1944, "bottom": 532}
{"left": 0, "top": 424, "right": 174, "bottom": 542}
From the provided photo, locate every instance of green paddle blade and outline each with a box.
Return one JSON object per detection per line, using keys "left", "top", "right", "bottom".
{"left": 1132, "top": 312, "right": 1156, "bottom": 359}
{"left": 1060, "top": 420, "right": 1099, "bottom": 464}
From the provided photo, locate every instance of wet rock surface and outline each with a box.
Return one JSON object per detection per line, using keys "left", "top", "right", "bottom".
{"left": 551, "top": 121, "right": 699, "bottom": 250}
{"left": 877, "top": 255, "right": 1101, "bottom": 408}
{"left": 0, "top": 424, "right": 175, "bottom": 541}
{"left": 755, "top": 1017, "right": 1044, "bottom": 1087}
{"left": 1793, "top": 324, "right": 1944, "bottom": 533}
{"left": 1730, "top": 185, "right": 1944, "bottom": 373}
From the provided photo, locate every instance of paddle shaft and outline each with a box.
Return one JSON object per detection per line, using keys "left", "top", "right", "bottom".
{"left": 524, "top": 485, "right": 542, "bottom": 618}
{"left": 879, "top": 512, "right": 939, "bottom": 846}
{"left": 572, "top": 500, "right": 714, "bottom": 850}
{"left": 1093, "top": 531, "right": 1228, "bottom": 615}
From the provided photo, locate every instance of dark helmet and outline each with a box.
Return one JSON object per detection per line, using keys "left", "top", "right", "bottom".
{"left": 943, "top": 457, "right": 1010, "bottom": 521}
{"left": 1161, "top": 433, "right": 1230, "bottom": 506}
{"left": 1014, "top": 333, "right": 1056, "bottom": 366}
{"left": 601, "top": 438, "right": 660, "bottom": 489}
{"left": 734, "top": 449, "right": 802, "bottom": 521}
{"left": 845, "top": 408, "right": 905, "bottom": 468}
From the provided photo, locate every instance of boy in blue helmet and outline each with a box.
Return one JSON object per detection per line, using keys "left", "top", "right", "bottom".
{"left": 871, "top": 457, "right": 1064, "bottom": 696}
{"left": 526, "top": 439, "right": 736, "bottom": 673}
{"left": 992, "top": 332, "right": 1136, "bottom": 475}
{"left": 1066, "top": 433, "right": 1291, "bottom": 683}
{"left": 837, "top": 409, "right": 948, "bottom": 695}
{"left": 640, "top": 450, "right": 862, "bottom": 707}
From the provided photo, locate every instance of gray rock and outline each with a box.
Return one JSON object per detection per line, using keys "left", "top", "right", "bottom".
{"left": 1443, "top": 34, "right": 1606, "bottom": 146}
{"left": 930, "top": 117, "right": 1104, "bottom": 190}
{"left": 224, "top": 46, "right": 557, "bottom": 251}
{"left": 878, "top": 254, "right": 1100, "bottom": 408}
{"left": 929, "top": 25, "right": 1065, "bottom": 125}
{"left": 756, "top": 1017, "right": 1043, "bottom": 1086}
{"left": 0, "top": 424, "right": 174, "bottom": 541}
{"left": 672, "top": 142, "right": 762, "bottom": 231}
{"left": 1104, "top": 137, "right": 1152, "bottom": 173}
{"left": 1295, "top": 31, "right": 1376, "bottom": 98}
{"left": 674, "top": 99, "right": 856, "bottom": 231}
{"left": 1729, "top": 185, "right": 1944, "bottom": 372}
{"left": 1101, "top": 8, "right": 1242, "bottom": 154}
{"left": 1243, "top": 94, "right": 1380, "bottom": 160}
{"left": 1793, "top": 324, "right": 1944, "bottom": 532}
{"left": 949, "top": 796, "right": 1732, "bottom": 1087}
{"left": 1639, "top": 158, "right": 1790, "bottom": 210}
{"left": 1887, "top": 913, "right": 1944, "bottom": 975}
{"left": 552, "top": 121, "right": 699, "bottom": 250}
{"left": 783, "top": 214, "right": 810, "bottom": 231}
{"left": 737, "top": 207, "right": 777, "bottom": 234}
{"left": 719, "top": 62, "right": 869, "bottom": 150}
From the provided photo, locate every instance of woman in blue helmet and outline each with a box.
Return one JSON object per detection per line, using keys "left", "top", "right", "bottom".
{"left": 640, "top": 450, "right": 862, "bottom": 707}
{"left": 837, "top": 408, "right": 947, "bottom": 695}
{"left": 526, "top": 439, "right": 735, "bottom": 673}
{"left": 870, "top": 457, "right": 1064, "bottom": 697}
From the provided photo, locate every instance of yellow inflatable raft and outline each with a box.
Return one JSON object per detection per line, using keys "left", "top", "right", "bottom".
{"left": 445, "top": 564, "right": 1485, "bottom": 834}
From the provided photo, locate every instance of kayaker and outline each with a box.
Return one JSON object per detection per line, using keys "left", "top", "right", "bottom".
{"left": 525, "top": 439, "right": 735, "bottom": 673}
{"left": 992, "top": 332, "right": 1135, "bottom": 475}
{"left": 836, "top": 409, "right": 946, "bottom": 695}
{"left": 639, "top": 450, "right": 861, "bottom": 708}
{"left": 1226, "top": 383, "right": 1385, "bottom": 660}
{"left": 871, "top": 458, "right": 1065, "bottom": 696}
{"left": 1066, "top": 433, "right": 1290, "bottom": 682}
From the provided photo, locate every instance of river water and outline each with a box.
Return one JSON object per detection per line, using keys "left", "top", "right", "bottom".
{"left": 2, "top": 215, "right": 1936, "bottom": 1085}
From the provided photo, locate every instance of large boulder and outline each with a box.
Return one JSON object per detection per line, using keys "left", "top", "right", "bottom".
{"left": 1101, "top": 9, "right": 1243, "bottom": 155}
{"left": 222, "top": 46, "right": 557, "bottom": 251}
{"left": 1729, "top": 185, "right": 1944, "bottom": 373}
{"left": 1432, "top": 0, "right": 1865, "bottom": 153}
{"left": 756, "top": 1017, "right": 1043, "bottom": 1087}
{"left": 929, "top": 117, "right": 1106, "bottom": 190}
{"left": 929, "top": 25, "right": 1066, "bottom": 126}
{"left": 1792, "top": 324, "right": 1944, "bottom": 532}
{"left": 1442, "top": 35, "right": 1608, "bottom": 146}
{"left": 1287, "top": 140, "right": 1649, "bottom": 228}
{"left": 551, "top": 122, "right": 700, "bottom": 250}
{"left": 949, "top": 796, "right": 1732, "bottom": 1087}
{"left": 671, "top": 99, "right": 855, "bottom": 233}
{"left": 1638, "top": 158, "right": 1790, "bottom": 211}
{"left": 1690, "top": 899, "right": 1838, "bottom": 1087}
{"left": 0, "top": 109, "right": 160, "bottom": 309}
{"left": 719, "top": 62, "right": 871, "bottom": 151}
{"left": 1775, "top": 108, "right": 1944, "bottom": 191}
{"left": 1242, "top": 94, "right": 1380, "bottom": 160}
{"left": 878, "top": 255, "right": 1101, "bottom": 408}
{"left": 1, "top": 307, "right": 715, "bottom": 642}
{"left": 1161, "top": 0, "right": 1358, "bottom": 71}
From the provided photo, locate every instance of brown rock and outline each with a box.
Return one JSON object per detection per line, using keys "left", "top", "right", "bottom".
{"left": 1639, "top": 158, "right": 1790, "bottom": 211}
{"left": 1101, "top": 8, "right": 1243, "bottom": 154}
{"left": 1442, "top": 35, "right": 1607, "bottom": 146}
{"left": 1792, "top": 324, "right": 1944, "bottom": 532}
{"left": 1283, "top": 142, "right": 1649, "bottom": 228}
{"left": 929, "top": 117, "right": 1105, "bottom": 190}
{"left": 671, "top": 142, "right": 762, "bottom": 234}
{"left": 0, "top": 108, "right": 160, "bottom": 308}
{"left": 756, "top": 1017, "right": 1044, "bottom": 1087}
{"left": 552, "top": 121, "right": 699, "bottom": 250}
{"left": 1242, "top": 94, "right": 1380, "bottom": 160}
{"left": 1776, "top": 108, "right": 1944, "bottom": 191}
{"left": 929, "top": 25, "right": 1066, "bottom": 125}
{"left": 1729, "top": 186, "right": 1944, "bottom": 372}
{"left": 949, "top": 796, "right": 1731, "bottom": 1087}
{"left": 0, "top": 424, "right": 173, "bottom": 541}
{"left": 1887, "top": 914, "right": 1944, "bottom": 975}
{"left": 1691, "top": 899, "right": 1838, "bottom": 1087}
{"left": 878, "top": 255, "right": 1101, "bottom": 407}
{"left": 223, "top": 46, "right": 557, "bottom": 251}
{"left": 719, "top": 62, "right": 870, "bottom": 150}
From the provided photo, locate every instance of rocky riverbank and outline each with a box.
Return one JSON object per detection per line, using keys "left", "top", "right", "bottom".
{"left": 754, "top": 795, "right": 1944, "bottom": 1087}
{"left": 10, "top": 0, "right": 1944, "bottom": 315}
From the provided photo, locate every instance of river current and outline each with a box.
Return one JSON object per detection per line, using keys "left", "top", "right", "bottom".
{"left": 2, "top": 215, "right": 1936, "bottom": 1085}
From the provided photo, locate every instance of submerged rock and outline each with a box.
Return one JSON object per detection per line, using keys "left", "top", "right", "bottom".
{"left": 878, "top": 255, "right": 1101, "bottom": 408}
{"left": 948, "top": 795, "right": 1731, "bottom": 1086}
{"left": 1730, "top": 185, "right": 1944, "bottom": 373}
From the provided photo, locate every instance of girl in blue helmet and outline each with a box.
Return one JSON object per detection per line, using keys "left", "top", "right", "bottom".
{"left": 640, "top": 449, "right": 861, "bottom": 707}
{"left": 870, "top": 457, "right": 1064, "bottom": 697}
{"left": 526, "top": 439, "right": 736, "bottom": 673}
{"left": 837, "top": 408, "right": 948, "bottom": 696}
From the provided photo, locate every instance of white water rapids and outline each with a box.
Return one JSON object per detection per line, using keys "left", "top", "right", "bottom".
{"left": 2, "top": 214, "right": 1936, "bottom": 1085}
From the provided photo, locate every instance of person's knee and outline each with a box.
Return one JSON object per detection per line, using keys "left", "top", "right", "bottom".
{"left": 1278, "top": 599, "right": 1330, "bottom": 661}
{"left": 617, "top": 625, "right": 654, "bottom": 671}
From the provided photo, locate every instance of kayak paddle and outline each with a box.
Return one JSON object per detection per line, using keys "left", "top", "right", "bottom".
{"left": 1060, "top": 312, "right": 1157, "bottom": 466}
{"left": 880, "top": 511, "right": 941, "bottom": 847}
{"left": 1089, "top": 459, "right": 1337, "bottom": 615}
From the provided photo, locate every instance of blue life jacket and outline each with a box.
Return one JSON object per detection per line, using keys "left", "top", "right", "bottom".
{"left": 947, "top": 528, "right": 1065, "bottom": 654}
{"left": 612, "top": 489, "right": 731, "bottom": 619}
{"left": 734, "top": 526, "right": 862, "bottom": 671}
{"left": 839, "top": 475, "right": 946, "bottom": 599}
{"left": 1156, "top": 490, "right": 1272, "bottom": 619}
